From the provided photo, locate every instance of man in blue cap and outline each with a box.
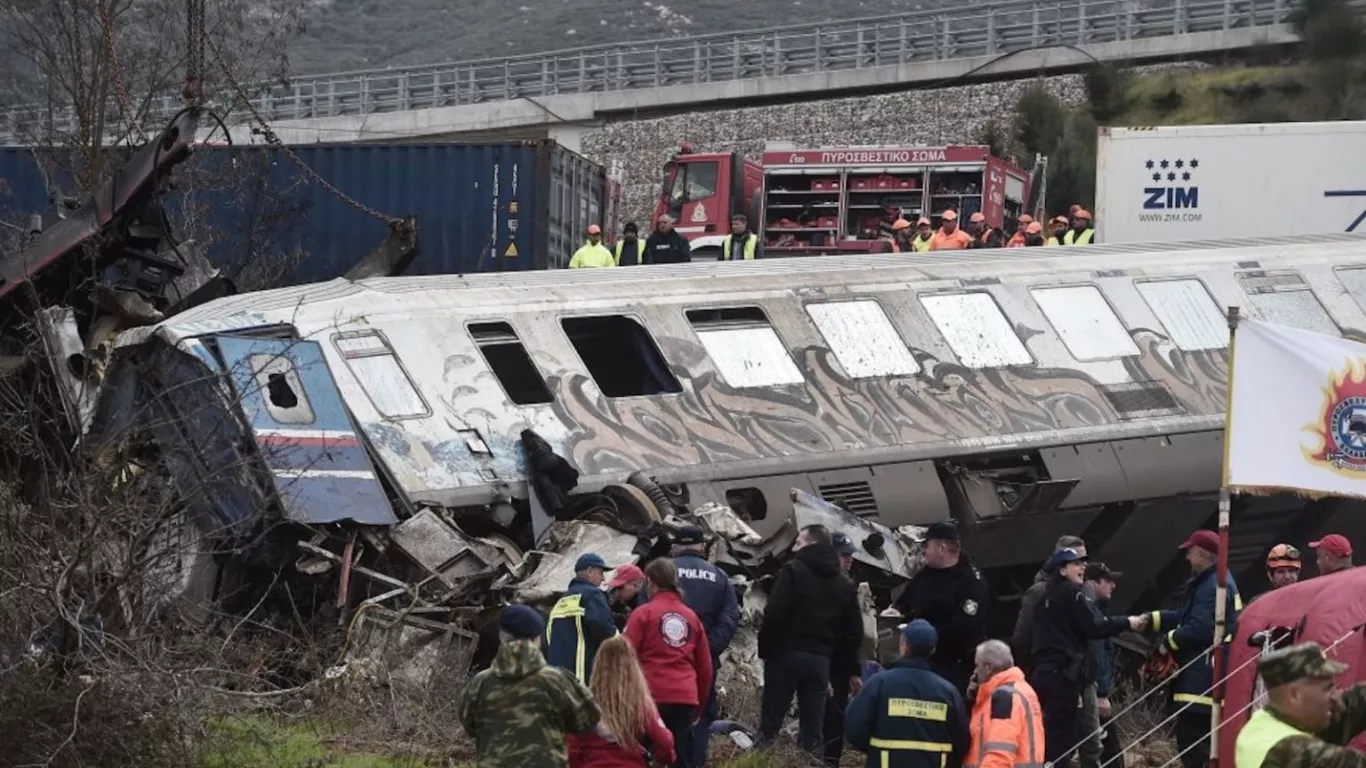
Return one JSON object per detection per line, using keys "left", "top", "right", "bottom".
{"left": 544, "top": 552, "right": 619, "bottom": 684}
{"left": 845, "top": 619, "right": 970, "bottom": 768}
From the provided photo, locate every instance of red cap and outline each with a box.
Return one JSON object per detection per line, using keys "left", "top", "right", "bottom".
{"left": 1311, "top": 534, "right": 1353, "bottom": 558}
{"left": 891, "top": 218, "right": 912, "bottom": 231}
{"left": 1025, "top": 221, "right": 1043, "bottom": 235}
{"left": 586, "top": 224, "right": 602, "bottom": 235}
{"left": 605, "top": 563, "right": 645, "bottom": 589}
{"left": 1179, "top": 529, "right": 1220, "bottom": 553}
{"left": 941, "top": 210, "right": 958, "bottom": 221}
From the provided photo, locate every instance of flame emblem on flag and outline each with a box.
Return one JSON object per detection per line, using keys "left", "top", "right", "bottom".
{"left": 1303, "top": 357, "right": 1366, "bottom": 473}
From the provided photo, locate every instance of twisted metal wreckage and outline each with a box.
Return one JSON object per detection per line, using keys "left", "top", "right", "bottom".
{"left": 6, "top": 109, "right": 923, "bottom": 679}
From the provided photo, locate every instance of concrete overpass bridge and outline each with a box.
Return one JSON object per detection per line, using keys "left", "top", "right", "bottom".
{"left": 0, "top": 0, "right": 1316, "bottom": 149}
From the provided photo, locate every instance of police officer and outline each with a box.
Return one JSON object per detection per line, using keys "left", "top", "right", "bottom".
{"left": 1235, "top": 642, "right": 1366, "bottom": 768}
{"left": 845, "top": 619, "right": 970, "bottom": 768}
{"left": 824, "top": 532, "right": 863, "bottom": 767}
{"left": 671, "top": 525, "right": 740, "bottom": 768}
{"left": 544, "top": 552, "right": 619, "bottom": 684}
{"left": 1143, "top": 530, "right": 1242, "bottom": 768}
{"left": 892, "top": 521, "right": 990, "bottom": 697}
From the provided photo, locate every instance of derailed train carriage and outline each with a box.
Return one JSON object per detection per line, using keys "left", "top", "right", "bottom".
{"left": 82, "top": 232, "right": 1366, "bottom": 630}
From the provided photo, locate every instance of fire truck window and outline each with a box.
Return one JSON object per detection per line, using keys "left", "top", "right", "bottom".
{"left": 670, "top": 162, "right": 719, "bottom": 219}
{"left": 467, "top": 322, "right": 554, "bottom": 406}
{"left": 561, "top": 315, "right": 682, "bottom": 398}
{"left": 249, "top": 353, "right": 316, "bottom": 425}
{"left": 1236, "top": 271, "right": 1339, "bottom": 336}
{"left": 334, "top": 332, "right": 431, "bottom": 418}
{"left": 1134, "top": 279, "right": 1228, "bottom": 352}
{"left": 1031, "top": 286, "right": 1140, "bottom": 361}
{"left": 806, "top": 300, "right": 920, "bottom": 378}
{"left": 920, "top": 292, "right": 1033, "bottom": 369}
{"left": 686, "top": 306, "right": 806, "bottom": 388}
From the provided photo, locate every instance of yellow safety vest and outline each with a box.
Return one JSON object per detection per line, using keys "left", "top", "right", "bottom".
{"left": 569, "top": 242, "right": 616, "bottom": 268}
{"left": 614, "top": 238, "right": 642, "bottom": 266}
{"left": 1045, "top": 236, "right": 1060, "bottom": 247}
{"left": 1235, "top": 708, "right": 1309, "bottom": 768}
{"left": 546, "top": 593, "right": 590, "bottom": 683}
{"left": 722, "top": 233, "right": 758, "bottom": 260}
{"left": 1064, "top": 228, "right": 1095, "bottom": 246}
{"left": 912, "top": 236, "right": 932, "bottom": 252}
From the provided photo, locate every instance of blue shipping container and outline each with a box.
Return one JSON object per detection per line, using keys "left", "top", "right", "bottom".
{"left": 0, "top": 140, "right": 610, "bottom": 281}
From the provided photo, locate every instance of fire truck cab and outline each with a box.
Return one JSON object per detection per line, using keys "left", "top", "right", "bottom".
{"left": 656, "top": 143, "right": 1035, "bottom": 259}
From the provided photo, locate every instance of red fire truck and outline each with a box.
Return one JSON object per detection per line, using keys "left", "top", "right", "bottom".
{"left": 654, "top": 144, "right": 1039, "bottom": 258}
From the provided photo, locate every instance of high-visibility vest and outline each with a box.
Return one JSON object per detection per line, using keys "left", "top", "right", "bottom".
{"left": 1235, "top": 708, "right": 1308, "bottom": 768}
{"left": 722, "top": 233, "right": 758, "bottom": 260}
{"left": 1064, "top": 228, "right": 1095, "bottom": 246}
{"left": 614, "top": 238, "right": 642, "bottom": 266}
{"left": 1045, "top": 236, "right": 1060, "bottom": 247}
{"left": 912, "top": 236, "right": 932, "bottom": 252}
{"left": 965, "top": 670, "right": 1045, "bottom": 768}
{"left": 569, "top": 242, "right": 616, "bottom": 268}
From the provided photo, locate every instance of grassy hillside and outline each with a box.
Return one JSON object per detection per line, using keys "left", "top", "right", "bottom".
{"left": 1120, "top": 64, "right": 1319, "bottom": 125}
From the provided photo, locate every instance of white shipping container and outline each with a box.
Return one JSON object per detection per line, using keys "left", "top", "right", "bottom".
{"left": 1095, "top": 121, "right": 1366, "bottom": 245}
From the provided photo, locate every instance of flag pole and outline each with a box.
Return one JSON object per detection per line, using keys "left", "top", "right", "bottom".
{"left": 1210, "top": 305, "right": 1240, "bottom": 768}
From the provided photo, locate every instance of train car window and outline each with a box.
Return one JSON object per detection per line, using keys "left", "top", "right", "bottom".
{"left": 249, "top": 353, "right": 316, "bottom": 424}
{"left": 685, "top": 306, "right": 806, "bottom": 388}
{"left": 1334, "top": 266, "right": 1366, "bottom": 317}
{"left": 1236, "top": 271, "right": 1339, "bottom": 336}
{"left": 468, "top": 322, "right": 555, "bottom": 406}
{"left": 561, "top": 316, "right": 682, "bottom": 397}
{"left": 333, "top": 332, "right": 430, "bottom": 418}
{"left": 1030, "top": 285, "right": 1140, "bottom": 361}
{"left": 919, "top": 292, "right": 1032, "bottom": 368}
{"left": 805, "top": 300, "right": 920, "bottom": 378}
{"left": 1134, "top": 278, "right": 1228, "bottom": 352}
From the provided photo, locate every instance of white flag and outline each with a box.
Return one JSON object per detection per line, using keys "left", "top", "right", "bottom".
{"left": 1227, "top": 319, "right": 1366, "bottom": 498}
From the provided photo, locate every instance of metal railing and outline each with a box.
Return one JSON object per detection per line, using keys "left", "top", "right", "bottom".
{"left": 1, "top": 0, "right": 1308, "bottom": 141}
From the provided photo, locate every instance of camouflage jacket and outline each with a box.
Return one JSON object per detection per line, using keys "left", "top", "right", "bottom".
{"left": 1262, "top": 683, "right": 1366, "bottom": 768}
{"left": 457, "top": 638, "right": 600, "bottom": 768}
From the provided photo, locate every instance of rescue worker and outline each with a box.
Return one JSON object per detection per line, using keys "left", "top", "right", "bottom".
{"left": 1046, "top": 216, "right": 1068, "bottom": 246}
{"left": 930, "top": 210, "right": 973, "bottom": 250}
{"left": 545, "top": 552, "right": 619, "bottom": 684}
{"left": 1235, "top": 642, "right": 1366, "bottom": 768}
{"left": 459, "top": 604, "right": 600, "bottom": 768}
{"left": 614, "top": 222, "right": 645, "bottom": 266}
{"left": 1080, "top": 562, "right": 1124, "bottom": 768}
{"left": 1064, "top": 210, "right": 1096, "bottom": 246}
{"left": 893, "top": 521, "right": 990, "bottom": 697}
{"left": 721, "top": 213, "right": 761, "bottom": 261}
{"left": 1068, "top": 204, "right": 1082, "bottom": 224}
{"left": 824, "top": 532, "right": 864, "bottom": 767}
{"left": 1311, "top": 534, "right": 1353, "bottom": 576}
{"left": 669, "top": 525, "right": 740, "bottom": 768}
{"left": 604, "top": 563, "right": 647, "bottom": 630}
{"left": 967, "top": 211, "right": 1006, "bottom": 248}
{"left": 645, "top": 214, "right": 692, "bottom": 264}
{"left": 965, "top": 639, "right": 1044, "bottom": 768}
{"left": 1029, "top": 547, "right": 1140, "bottom": 768}
{"left": 1023, "top": 221, "right": 1046, "bottom": 247}
{"left": 1266, "top": 544, "right": 1303, "bottom": 590}
{"left": 1005, "top": 214, "right": 1034, "bottom": 248}
{"left": 759, "top": 524, "right": 864, "bottom": 757}
{"left": 845, "top": 619, "right": 971, "bottom": 768}
{"left": 912, "top": 217, "right": 934, "bottom": 252}
{"left": 568, "top": 224, "right": 615, "bottom": 268}
{"left": 624, "top": 558, "right": 713, "bottom": 768}
{"left": 1011, "top": 535, "right": 1087, "bottom": 672}
{"left": 1143, "top": 529, "right": 1242, "bottom": 768}
{"left": 885, "top": 218, "right": 915, "bottom": 253}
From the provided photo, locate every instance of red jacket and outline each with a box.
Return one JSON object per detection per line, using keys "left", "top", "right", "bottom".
{"left": 624, "top": 590, "right": 713, "bottom": 707}
{"left": 567, "top": 708, "right": 677, "bottom": 768}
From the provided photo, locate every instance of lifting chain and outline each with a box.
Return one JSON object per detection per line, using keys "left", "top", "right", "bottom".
{"left": 183, "top": 0, "right": 206, "bottom": 106}
{"left": 99, "top": 0, "right": 148, "bottom": 143}
{"left": 204, "top": 33, "right": 403, "bottom": 227}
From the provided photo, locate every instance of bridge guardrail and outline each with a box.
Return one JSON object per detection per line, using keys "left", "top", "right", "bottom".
{"left": 0, "top": 0, "right": 1305, "bottom": 141}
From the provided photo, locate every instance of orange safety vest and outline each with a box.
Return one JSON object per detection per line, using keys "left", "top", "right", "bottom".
{"left": 966, "top": 667, "right": 1044, "bottom": 768}
{"left": 1006, "top": 232, "right": 1026, "bottom": 248}
{"left": 930, "top": 228, "right": 972, "bottom": 251}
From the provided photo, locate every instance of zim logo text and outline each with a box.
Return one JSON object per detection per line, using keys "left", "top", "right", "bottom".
{"left": 1141, "top": 157, "right": 1199, "bottom": 210}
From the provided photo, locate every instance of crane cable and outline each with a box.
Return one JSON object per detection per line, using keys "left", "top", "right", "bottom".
{"left": 98, "top": 0, "right": 148, "bottom": 143}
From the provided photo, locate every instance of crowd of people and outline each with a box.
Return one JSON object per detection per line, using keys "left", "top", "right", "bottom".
{"left": 567, "top": 206, "right": 1099, "bottom": 267}
{"left": 456, "top": 520, "right": 1362, "bottom": 768}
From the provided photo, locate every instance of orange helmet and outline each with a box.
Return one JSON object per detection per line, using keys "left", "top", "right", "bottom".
{"left": 941, "top": 210, "right": 958, "bottom": 221}
{"left": 1267, "top": 543, "right": 1302, "bottom": 571}
{"left": 1075, "top": 209, "right": 1093, "bottom": 221}
{"left": 1025, "top": 221, "right": 1043, "bottom": 235}
{"left": 892, "top": 218, "right": 912, "bottom": 231}
{"left": 969, "top": 212, "right": 986, "bottom": 223}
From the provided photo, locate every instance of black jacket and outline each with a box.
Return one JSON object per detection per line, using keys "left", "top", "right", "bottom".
{"left": 1010, "top": 568, "right": 1052, "bottom": 670}
{"left": 894, "top": 557, "right": 990, "bottom": 693}
{"left": 1030, "top": 578, "right": 1128, "bottom": 678}
{"left": 759, "top": 543, "right": 862, "bottom": 671}
{"left": 644, "top": 230, "right": 692, "bottom": 264}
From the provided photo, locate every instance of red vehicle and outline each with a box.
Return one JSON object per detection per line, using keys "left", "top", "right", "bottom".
{"left": 654, "top": 144, "right": 1037, "bottom": 258}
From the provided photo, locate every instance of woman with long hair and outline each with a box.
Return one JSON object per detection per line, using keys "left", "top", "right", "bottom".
{"left": 567, "top": 635, "right": 676, "bottom": 767}
{"left": 624, "top": 558, "right": 713, "bottom": 768}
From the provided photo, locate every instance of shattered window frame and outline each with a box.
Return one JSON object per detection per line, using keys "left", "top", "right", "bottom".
{"left": 247, "top": 352, "right": 316, "bottom": 425}
{"left": 559, "top": 314, "right": 684, "bottom": 398}
{"left": 1235, "top": 270, "right": 1340, "bottom": 337}
{"left": 684, "top": 305, "right": 806, "bottom": 389}
{"left": 467, "top": 320, "right": 556, "bottom": 406}
{"left": 918, "top": 290, "right": 1034, "bottom": 369}
{"left": 803, "top": 298, "right": 921, "bottom": 378}
{"left": 1134, "top": 277, "right": 1228, "bottom": 352}
{"left": 331, "top": 330, "right": 432, "bottom": 420}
